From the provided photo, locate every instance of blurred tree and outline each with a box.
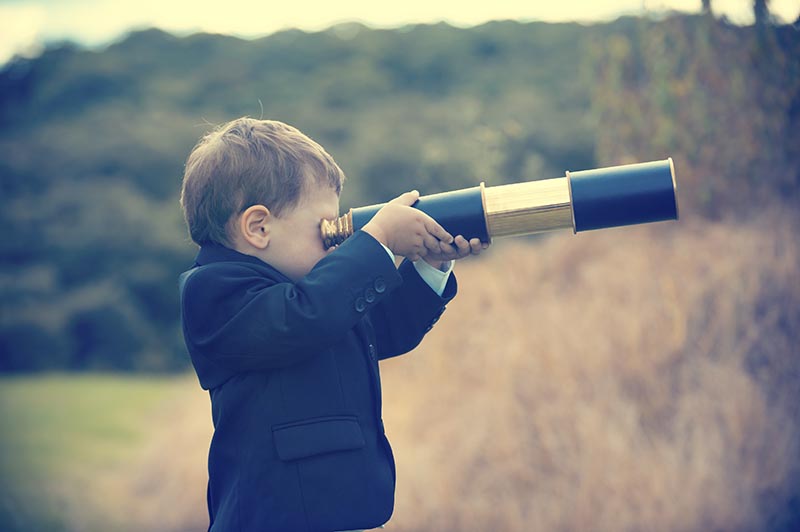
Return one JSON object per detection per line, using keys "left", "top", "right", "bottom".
{"left": 592, "top": 15, "right": 799, "bottom": 216}
{"left": 68, "top": 306, "right": 144, "bottom": 371}
{"left": 0, "top": 324, "right": 71, "bottom": 372}
{"left": 754, "top": 0, "right": 770, "bottom": 26}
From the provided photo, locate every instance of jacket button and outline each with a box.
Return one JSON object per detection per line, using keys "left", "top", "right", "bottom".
{"left": 374, "top": 277, "right": 386, "bottom": 293}
{"left": 364, "top": 287, "right": 376, "bottom": 303}
{"left": 369, "top": 344, "right": 377, "bottom": 360}
{"left": 355, "top": 297, "right": 366, "bottom": 312}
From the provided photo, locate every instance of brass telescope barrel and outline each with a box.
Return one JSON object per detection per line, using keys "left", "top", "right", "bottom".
{"left": 321, "top": 158, "right": 678, "bottom": 248}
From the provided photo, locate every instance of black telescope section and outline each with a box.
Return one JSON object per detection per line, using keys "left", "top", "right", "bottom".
{"left": 351, "top": 186, "right": 490, "bottom": 242}
{"left": 337, "top": 159, "right": 678, "bottom": 245}
{"left": 568, "top": 159, "right": 678, "bottom": 232}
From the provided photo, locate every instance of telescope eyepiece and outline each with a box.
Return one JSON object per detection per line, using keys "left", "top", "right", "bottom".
{"left": 320, "top": 210, "right": 354, "bottom": 249}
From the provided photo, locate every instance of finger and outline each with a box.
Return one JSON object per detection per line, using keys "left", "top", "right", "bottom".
{"left": 439, "top": 240, "right": 459, "bottom": 259}
{"left": 469, "top": 238, "right": 483, "bottom": 255}
{"left": 389, "top": 190, "right": 420, "bottom": 206}
{"left": 454, "top": 235, "right": 470, "bottom": 256}
{"left": 423, "top": 232, "right": 440, "bottom": 252}
{"left": 423, "top": 217, "right": 453, "bottom": 245}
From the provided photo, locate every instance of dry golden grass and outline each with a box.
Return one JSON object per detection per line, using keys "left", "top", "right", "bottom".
{"left": 380, "top": 210, "right": 800, "bottom": 532}
{"left": 77, "top": 210, "right": 799, "bottom": 532}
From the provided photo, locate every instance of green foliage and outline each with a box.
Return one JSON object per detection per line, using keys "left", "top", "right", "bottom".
{"left": 0, "top": 16, "right": 797, "bottom": 372}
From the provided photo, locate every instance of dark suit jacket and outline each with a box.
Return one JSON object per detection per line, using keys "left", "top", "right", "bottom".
{"left": 179, "top": 230, "right": 456, "bottom": 532}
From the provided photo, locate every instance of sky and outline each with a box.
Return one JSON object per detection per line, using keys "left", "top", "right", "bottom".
{"left": 1, "top": 0, "right": 798, "bottom": 64}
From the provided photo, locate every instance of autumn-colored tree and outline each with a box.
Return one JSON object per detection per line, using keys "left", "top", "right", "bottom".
{"left": 754, "top": 0, "right": 770, "bottom": 25}
{"left": 592, "top": 16, "right": 799, "bottom": 216}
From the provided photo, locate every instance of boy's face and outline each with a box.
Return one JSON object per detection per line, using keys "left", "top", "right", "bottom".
{"left": 260, "top": 185, "right": 340, "bottom": 282}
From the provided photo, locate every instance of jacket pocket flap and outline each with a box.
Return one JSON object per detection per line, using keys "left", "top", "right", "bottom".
{"left": 272, "top": 416, "right": 366, "bottom": 461}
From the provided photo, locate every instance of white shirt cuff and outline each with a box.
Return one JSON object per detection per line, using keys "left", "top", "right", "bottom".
{"left": 378, "top": 242, "right": 452, "bottom": 296}
{"left": 412, "top": 258, "right": 453, "bottom": 297}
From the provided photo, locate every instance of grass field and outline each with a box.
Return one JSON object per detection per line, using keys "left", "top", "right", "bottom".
{"left": 1, "top": 211, "right": 798, "bottom": 531}
{"left": 0, "top": 374, "right": 209, "bottom": 532}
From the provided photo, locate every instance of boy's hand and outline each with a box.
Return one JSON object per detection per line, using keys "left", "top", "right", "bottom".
{"left": 362, "top": 191, "right": 454, "bottom": 262}
{"left": 422, "top": 235, "right": 489, "bottom": 269}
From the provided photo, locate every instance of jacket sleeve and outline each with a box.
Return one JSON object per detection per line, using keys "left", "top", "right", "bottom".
{"left": 368, "top": 258, "right": 457, "bottom": 360}
{"left": 181, "top": 231, "right": 402, "bottom": 377}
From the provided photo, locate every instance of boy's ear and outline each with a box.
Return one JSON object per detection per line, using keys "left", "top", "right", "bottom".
{"left": 239, "top": 205, "right": 271, "bottom": 249}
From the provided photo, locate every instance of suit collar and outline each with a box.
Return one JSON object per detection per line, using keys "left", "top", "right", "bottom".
{"left": 194, "top": 243, "right": 292, "bottom": 282}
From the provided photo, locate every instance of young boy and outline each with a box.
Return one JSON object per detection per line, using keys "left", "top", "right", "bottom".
{"left": 179, "top": 118, "right": 485, "bottom": 532}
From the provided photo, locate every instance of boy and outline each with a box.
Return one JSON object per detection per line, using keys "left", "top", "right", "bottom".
{"left": 179, "top": 118, "right": 485, "bottom": 532}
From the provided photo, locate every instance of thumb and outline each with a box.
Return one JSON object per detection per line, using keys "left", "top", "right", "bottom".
{"left": 389, "top": 190, "right": 420, "bottom": 206}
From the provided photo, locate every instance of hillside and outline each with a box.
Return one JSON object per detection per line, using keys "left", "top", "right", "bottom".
{"left": 1, "top": 15, "right": 797, "bottom": 372}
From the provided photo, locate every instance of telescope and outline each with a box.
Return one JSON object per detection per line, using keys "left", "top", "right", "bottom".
{"left": 321, "top": 158, "right": 678, "bottom": 248}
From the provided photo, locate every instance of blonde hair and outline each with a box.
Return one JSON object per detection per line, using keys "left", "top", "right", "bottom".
{"left": 180, "top": 117, "right": 345, "bottom": 246}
